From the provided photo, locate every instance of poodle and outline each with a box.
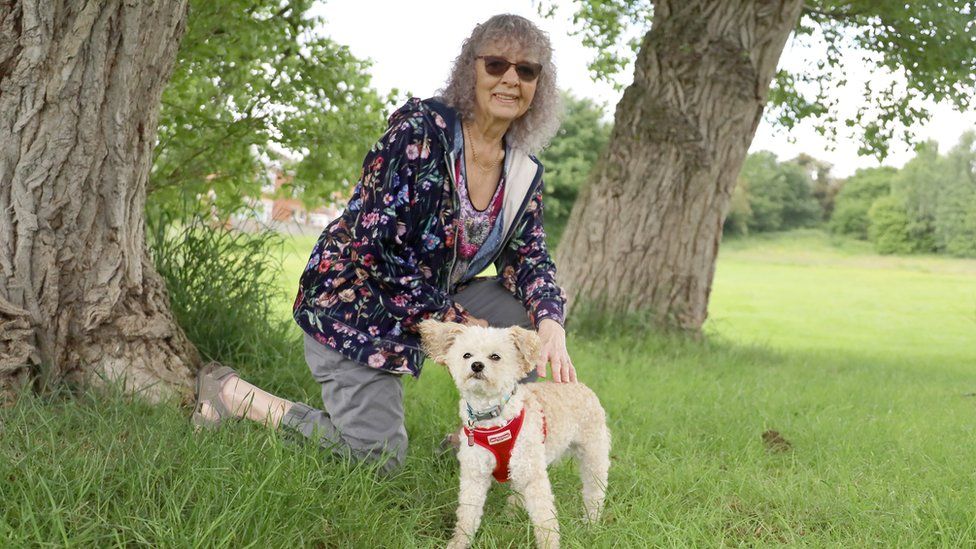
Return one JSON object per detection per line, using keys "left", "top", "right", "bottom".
{"left": 419, "top": 320, "right": 610, "bottom": 549}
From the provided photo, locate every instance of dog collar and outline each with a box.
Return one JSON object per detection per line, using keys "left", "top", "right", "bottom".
{"left": 464, "top": 384, "right": 518, "bottom": 425}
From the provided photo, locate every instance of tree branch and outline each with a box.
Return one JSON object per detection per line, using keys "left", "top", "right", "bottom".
{"left": 802, "top": 2, "right": 864, "bottom": 21}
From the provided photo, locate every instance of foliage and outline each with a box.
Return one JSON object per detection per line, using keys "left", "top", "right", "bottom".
{"left": 724, "top": 152, "right": 822, "bottom": 235}
{"left": 792, "top": 153, "right": 839, "bottom": 220}
{"left": 151, "top": 0, "right": 390, "bottom": 221}
{"left": 888, "top": 142, "right": 941, "bottom": 253}
{"left": 147, "top": 213, "right": 293, "bottom": 369}
{"left": 540, "top": 0, "right": 976, "bottom": 158}
{"left": 886, "top": 134, "right": 976, "bottom": 257}
{"left": 867, "top": 194, "right": 918, "bottom": 254}
{"left": 933, "top": 133, "right": 976, "bottom": 256}
{"left": 826, "top": 134, "right": 976, "bottom": 257}
{"left": 724, "top": 183, "right": 753, "bottom": 236}
{"left": 538, "top": 92, "right": 612, "bottom": 244}
{"left": 829, "top": 167, "right": 897, "bottom": 239}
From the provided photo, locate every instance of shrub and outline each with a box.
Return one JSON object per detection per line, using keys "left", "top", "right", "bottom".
{"left": 724, "top": 183, "right": 753, "bottom": 236}
{"left": 147, "top": 214, "right": 295, "bottom": 370}
{"left": 867, "top": 195, "right": 916, "bottom": 254}
{"left": 829, "top": 167, "right": 897, "bottom": 239}
{"left": 728, "top": 151, "right": 822, "bottom": 234}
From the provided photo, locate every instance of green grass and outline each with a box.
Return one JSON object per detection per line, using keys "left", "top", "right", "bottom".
{"left": 3, "top": 229, "right": 976, "bottom": 546}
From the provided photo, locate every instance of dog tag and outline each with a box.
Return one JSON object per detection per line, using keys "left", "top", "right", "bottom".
{"left": 467, "top": 433, "right": 475, "bottom": 447}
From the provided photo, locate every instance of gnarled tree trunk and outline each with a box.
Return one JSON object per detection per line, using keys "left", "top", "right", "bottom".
{"left": 556, "top": 0, "right": 803, "bottom": 331}
{"left": 0, "top": 0, "right": 198, "bottom": 403}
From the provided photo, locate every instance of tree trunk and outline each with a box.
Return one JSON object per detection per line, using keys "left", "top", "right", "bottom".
{"left": 555, "top": 0, "right": 803, "bottom": 331}
{"left": 0, "top": 0, "right": 198, "bottom": 404}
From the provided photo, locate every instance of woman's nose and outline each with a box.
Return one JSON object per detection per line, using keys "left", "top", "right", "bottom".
{"left": 501, "top": 65, "right": 519, "bottom": 84}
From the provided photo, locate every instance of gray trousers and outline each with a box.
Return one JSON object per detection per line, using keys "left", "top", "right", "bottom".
{"left": 279, "top": 278, "right": 533, "bottom": 473}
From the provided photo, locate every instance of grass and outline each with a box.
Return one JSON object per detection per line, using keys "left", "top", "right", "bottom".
{"left": 3, "top": 229, "right": 976, "bottom": 546}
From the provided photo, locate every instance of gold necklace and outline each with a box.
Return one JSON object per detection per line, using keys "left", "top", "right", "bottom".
{"left": 463, "top": 121, "right": 502, "bottom": 174}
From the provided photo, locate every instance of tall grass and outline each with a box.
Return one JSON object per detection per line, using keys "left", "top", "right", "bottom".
{"left": 146, "top": 215, "right": 302, "bottom": 381}
{"left": 146, "top": 214, "right": 311, "bottom": 403}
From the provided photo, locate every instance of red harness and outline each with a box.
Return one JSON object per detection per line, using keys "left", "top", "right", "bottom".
{"left": 462, "top": 408, "right": 547, "bottom": 483}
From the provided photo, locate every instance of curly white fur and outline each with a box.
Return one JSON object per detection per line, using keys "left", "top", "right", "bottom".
{"left": 420, "top": 321, "right": 611, "bottom": 549}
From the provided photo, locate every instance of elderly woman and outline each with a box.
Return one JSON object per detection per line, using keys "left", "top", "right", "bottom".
{"left": 192, "top": 14, "right": 573, "bottom": 473}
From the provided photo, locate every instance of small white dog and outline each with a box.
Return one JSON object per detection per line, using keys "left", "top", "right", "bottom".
{"left": 420, "top": 320, "right": 611, "bottom": 549}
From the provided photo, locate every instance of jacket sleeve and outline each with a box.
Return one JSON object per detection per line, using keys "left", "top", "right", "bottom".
{"left": 501, "top": 179, "right": 567, "bottom": 328}
{"left": 345, "top": 109, "right": 473, "bottom": 332}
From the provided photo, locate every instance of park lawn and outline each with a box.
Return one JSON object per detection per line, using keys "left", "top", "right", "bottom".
{"left": 2, "top": 229, "right": 975, "bottom": 546}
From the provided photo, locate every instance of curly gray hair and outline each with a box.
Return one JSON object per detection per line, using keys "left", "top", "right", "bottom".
{"left": 438, "top": 14, "right": 561, "bottom": 155}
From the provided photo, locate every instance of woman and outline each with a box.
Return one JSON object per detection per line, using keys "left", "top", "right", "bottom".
{"left": 192, "top": 14, "right": 575, "bottom": 473}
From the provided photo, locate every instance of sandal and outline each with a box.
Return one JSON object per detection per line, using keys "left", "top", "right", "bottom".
{"left": 438, "top": 430, "right": 462, "bottom": 457}
{"left": 191, "top": 362, "right": 239, "bottom": 430}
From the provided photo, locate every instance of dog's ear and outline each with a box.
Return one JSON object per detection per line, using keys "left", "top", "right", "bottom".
{"left": 510, "top": 326, "right": 541, "bottom": 374}
{"left": 419, "top": 320, "right": 466, "bottom": 364}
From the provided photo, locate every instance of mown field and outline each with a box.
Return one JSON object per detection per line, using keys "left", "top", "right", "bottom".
{"left": 3, "top": 229, "right": 975, "bottom": 547}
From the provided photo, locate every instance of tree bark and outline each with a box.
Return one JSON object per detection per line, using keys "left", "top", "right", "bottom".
{"left": 0, "top": 0, "right": 197, "bottom": 403}
{"left": 555, "top": 0, "right": 803, "bottom": 331}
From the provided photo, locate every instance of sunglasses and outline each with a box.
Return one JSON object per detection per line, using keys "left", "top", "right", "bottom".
{"left": 476, "top": 55, "right": 543, "bottom": 82}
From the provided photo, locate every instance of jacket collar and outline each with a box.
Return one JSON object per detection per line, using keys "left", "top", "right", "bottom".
{"left": 419, "top": 97, "right": 543, "bottom": 240}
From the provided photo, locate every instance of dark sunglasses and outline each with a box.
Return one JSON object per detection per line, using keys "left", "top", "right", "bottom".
{"left": 476, "top": 55, "right": 543, "bottom": 82}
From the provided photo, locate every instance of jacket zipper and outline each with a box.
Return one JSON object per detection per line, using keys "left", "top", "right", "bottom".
{"left": 443, "top": 149, "right": 461, "bottom": 293}
{"left": 483, "top": 160, "right": 545, "bottom": 270}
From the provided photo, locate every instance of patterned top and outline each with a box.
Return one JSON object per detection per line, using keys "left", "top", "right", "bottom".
{"left": 449, "top": 144, "right": 506, "bottom": 287}
{"left": 292, "top": 97, "right": 566, "bottom": 376}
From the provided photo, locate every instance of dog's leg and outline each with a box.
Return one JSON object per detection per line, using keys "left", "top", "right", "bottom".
{"left": 448, "top": 466, "right": 492, "bottom": 549}
{"left": 514, "top": 476, "right": 560, "bottom": 549}
{"left": 576, "top": 425, "right": 610, "bottom": 523}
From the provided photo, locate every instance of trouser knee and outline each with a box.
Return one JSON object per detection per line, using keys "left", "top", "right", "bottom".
{"left": 345, "top": 428, "right": 408, "bottom": 474}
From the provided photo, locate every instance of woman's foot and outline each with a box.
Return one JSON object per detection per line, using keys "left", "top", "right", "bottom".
{"left": 438, "top": 430, "right": 462, "bottom": 456}
{"left": 191, "top": 362, "right": 239, "bottom": 430}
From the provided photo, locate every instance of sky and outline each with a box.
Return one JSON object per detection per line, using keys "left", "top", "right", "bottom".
{"left": 311, "top": 0, "right": 976, "bottom": 178}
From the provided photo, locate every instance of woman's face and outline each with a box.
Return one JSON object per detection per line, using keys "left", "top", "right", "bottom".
{"left": 473, "top": 42, "right": 540, "bottom": 126}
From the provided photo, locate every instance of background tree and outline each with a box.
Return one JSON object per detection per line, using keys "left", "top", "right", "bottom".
{"left": 933, "top": 132, "right": 976, "bottom": 257}
{"left": 0, "top": 1, "right": 390, "bottom": 402}
{"left": 538, "top": 91, "right": 612, "bottom": 245}
{"left": 793, "top": 152, "right": 837, "bottom": 220}
{"left": 734, "top": 151, "right": 821, "bottom": 233}
{"left": 829, "top": 167, "right": 897, "bottom": 239}
{"left": 888, "top": 142, "right": 942, "bottom": 253}
{"left": 867, "top": 194, "right": 918, "bottom": 255}
{"left": 0, "top": 1, "right": 196, "bottom": 402}
{"left": 543, "top": 0, "right": 976, "bottom": 331}
{"left": 151, "top": 0, "right": 388, "bottom": 220}
{"left": 870, "top": 135, "right": 976, "bottom": 257}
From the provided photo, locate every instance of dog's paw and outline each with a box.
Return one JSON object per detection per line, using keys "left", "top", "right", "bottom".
{"left": 446, "top": 535, "right": 470, "bottom": 549}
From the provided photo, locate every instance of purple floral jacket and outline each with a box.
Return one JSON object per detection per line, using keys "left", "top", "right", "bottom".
{"left": 293, "top": 97, "right": 565, "bottom": 376}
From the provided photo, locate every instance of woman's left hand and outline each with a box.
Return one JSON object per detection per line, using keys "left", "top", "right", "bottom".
{"left": 535, "top": 319, "right": 577, "bottom": 383}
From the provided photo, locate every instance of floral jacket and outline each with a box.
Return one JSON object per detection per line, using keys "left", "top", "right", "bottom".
{"left": 293, "top": 97, "right": 565, "bottom": 376}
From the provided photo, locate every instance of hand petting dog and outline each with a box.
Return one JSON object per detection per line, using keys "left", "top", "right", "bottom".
{"left": 536, "top": 319, "right": 576, "bottom": 383}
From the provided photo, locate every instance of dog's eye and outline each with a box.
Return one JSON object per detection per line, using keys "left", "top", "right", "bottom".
{"left": 489, "top": 353, "right": 501, "bottom": 361}
{"left": 462, "top": 352, "right": 472, "bottom": 359}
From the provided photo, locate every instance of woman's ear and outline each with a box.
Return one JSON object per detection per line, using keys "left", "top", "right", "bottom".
{"left": 419, "top": 320, "right": 465, "bottom": 364}
{"left": 509, "top": 326, "right": 541, "bottom": 374}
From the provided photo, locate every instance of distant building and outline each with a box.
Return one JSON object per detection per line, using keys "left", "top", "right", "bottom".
{"left": 234, "top": 168, "right": 344, "bottom": 234}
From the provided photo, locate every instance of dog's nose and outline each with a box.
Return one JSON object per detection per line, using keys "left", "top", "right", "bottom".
{"left": 470, "top": 361, "right": 484, "bottom": 373}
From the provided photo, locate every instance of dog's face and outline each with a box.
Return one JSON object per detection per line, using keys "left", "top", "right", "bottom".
{"left": 419, "top": 321, "right": 540, "bottom": 396}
